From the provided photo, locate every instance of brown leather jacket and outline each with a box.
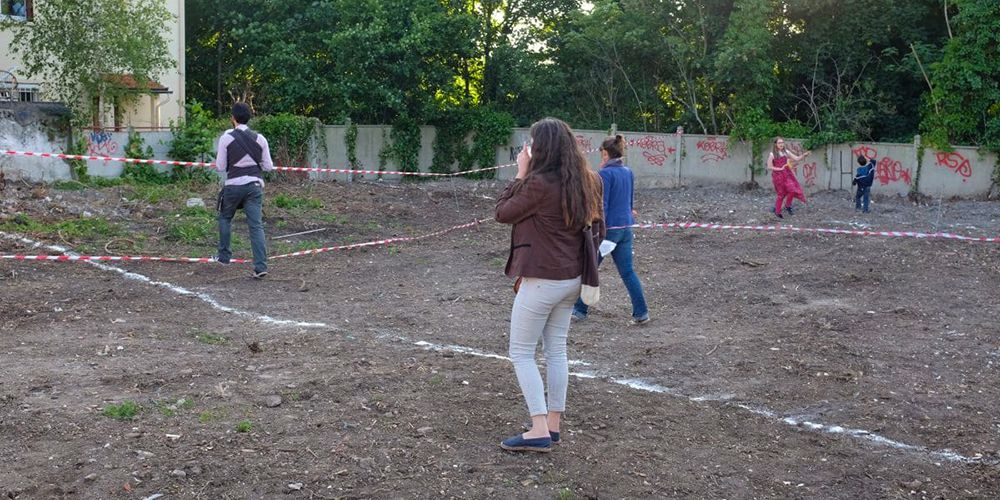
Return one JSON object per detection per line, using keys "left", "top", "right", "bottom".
{"left": 495, "top": 174, "right": 605, "bottom": 280}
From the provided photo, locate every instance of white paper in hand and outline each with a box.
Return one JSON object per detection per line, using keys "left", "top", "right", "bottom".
{"left": 599, "top": 239, "right": 616, "bottom": 257}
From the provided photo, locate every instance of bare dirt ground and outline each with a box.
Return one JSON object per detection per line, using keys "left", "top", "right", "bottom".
{"left": 1, "top": 176, "right": 999, "bottom": 499}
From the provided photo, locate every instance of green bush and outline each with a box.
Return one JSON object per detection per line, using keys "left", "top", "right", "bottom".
{"left": 121, "top": 128, "right": 171, "bottom": 184}
{"left": 169, "top": 100, "right": 225, "bottom": 182}
{"left": 250, "top": 113, "right": 323, "bottom": 169}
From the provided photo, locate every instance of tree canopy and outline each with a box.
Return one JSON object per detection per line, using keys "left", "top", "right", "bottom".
{"left": 185, "top": 0, "right": 994, "bottom": 148}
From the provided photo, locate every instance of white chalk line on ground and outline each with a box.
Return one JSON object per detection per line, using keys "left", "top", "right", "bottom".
{"left": 406, "top": 336, "right": 997, "bottom": 466}
{"left": 5, "top": 230, "right": 993, "bottom": 465}
{"left": 1, "top": 232, "right": 328, "bottom": 329}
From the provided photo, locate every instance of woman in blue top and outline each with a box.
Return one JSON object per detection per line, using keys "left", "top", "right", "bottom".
{"left": 572, "top": 135, "right": 650, "bottom": 325}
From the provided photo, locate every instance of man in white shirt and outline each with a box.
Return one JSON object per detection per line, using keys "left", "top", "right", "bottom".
{"left": 214, "top": 102, "right": 275, "bottom": 278}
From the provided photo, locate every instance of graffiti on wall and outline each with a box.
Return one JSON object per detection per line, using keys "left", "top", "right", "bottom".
{"left": 934, "top": 151, "right": 973, "bottom": 181}
{"left": 851, "top": 145, "right": 911, "bottom": 186}
{"left": 696, "top": 137, "right": 728, "bottom": 163}
{"left": 628, "top": 135, "right": 675, "bottom": 167}
{"left": 87, "top": 131, "right": 119, "bottom": 157}
{"left": 800, "top": 162, "right": 818, "bottom": 187}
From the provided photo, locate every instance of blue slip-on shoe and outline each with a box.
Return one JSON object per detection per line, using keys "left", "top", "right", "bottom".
{"left": 550, "top": 431, "right": 560, "bottom": 444}
{"left": 570, "top": 310, "right": 587, "bottom": 322}
{"left": 785, "top": 206, "right": 795, "bottom": 215}
{"left": 500, "top": 434, "right": 551, "bottom": 453}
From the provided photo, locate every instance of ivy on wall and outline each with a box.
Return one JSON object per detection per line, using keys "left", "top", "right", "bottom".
{"left": 345, "top": 121, "right": 360, "bottom": 170}
{"left": 379, "top": 117, "right": 422, "bottom": 175}
{"left": 430, "top": 108, "right": 514, "bottom": 179}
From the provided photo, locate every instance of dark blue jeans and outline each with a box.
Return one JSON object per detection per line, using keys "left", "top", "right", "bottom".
{"left": 855, "top": 185, "right": 871, "bottom": 212}
{"left": 217, "top": 182, "right": 267, "bottom": 273}
{"left": 573, "top": 228, "right": 648, "bottom": 319}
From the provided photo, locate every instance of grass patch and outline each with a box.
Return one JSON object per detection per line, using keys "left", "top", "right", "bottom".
{"left": 102, "top": 401, "right": 141, "bottom": 421}
{"left": 166, "top": 206, "right": 216, "bottom": 244}
{"left": 52, "top": 180, "right": 86, "bottom": 191}
{"left": 195, "top": 332, "right": 228, "bottom": 345}
{"left": 272, "top": 239, "right": 324, "bottom": 255}
{"left": 235, "top": 419, "right": 253, "bottom": 433}
{"left": 198, "top": 410, "right": 222, "bottom": 423}
{"left": 53, "top": 177, "right": 124, "bottom": 190}
{"left": 428, "top": 374, "right": 444, "bottom": 385}
{"left": 317, "top": 214, "right": 343, "bottom": 224}
{"left": 557, "top": 488, "right": 575, "bottom": 500}
{"left": 156, "top": 397, "right": 195, "bottom": 417}
{"left": 0, "top": 214, "right": 124, "bottom": 240}
{"left": 125, "top": 181, "right": 202, "bottom": 205}
{"left": 273, "top": 194, "right": 324, "bottom": 210}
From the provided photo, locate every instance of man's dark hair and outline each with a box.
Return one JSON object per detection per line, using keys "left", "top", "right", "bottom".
{"left": 857, "top": 155, "right": 867, "bottom": 166}
{"left": 232, "top": 102, "right": 253, "bottom": 124}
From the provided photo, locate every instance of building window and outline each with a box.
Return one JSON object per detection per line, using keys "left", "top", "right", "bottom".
{"left": 1, "top": 0, "right": 31, "bottom": 21}
{"left": 18, "top": 86, "right": 39, "bottom": 102}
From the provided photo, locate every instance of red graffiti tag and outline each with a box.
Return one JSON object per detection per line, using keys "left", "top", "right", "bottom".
{"left": 575, "top": 135, "right": 593, "bottom": 151}
{"left": 801, "top": 162, "right": 818, "bottom": 187}
{"left": 934, "top": 151, "right": 973, "bottom": 178}
{"left": 628, "top": 135, "right": 675, "bottom": 167}
{"left": 642, "top": 151, "right": 666, "bottom": 166}
{"left": 875, "top": 156, "right": 911, "bottom": 186}
{"left": 696, "top": 137, "right": 728, "bottom": 162}
{"left": 851, "top": 145, "right": 878, "bottom": 160}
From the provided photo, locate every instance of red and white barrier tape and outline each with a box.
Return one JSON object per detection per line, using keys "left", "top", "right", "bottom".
{"left": 0, "top": 254, "right": 251, "bottom": 263}
{"left": 614, "top": 222, "right": 1000, "bottom": 243}
{"left": 0, "top": 219, "right": 487, "bottom": 264}
{"left": 2, "top": 149, "right": 513, "bottom": 178}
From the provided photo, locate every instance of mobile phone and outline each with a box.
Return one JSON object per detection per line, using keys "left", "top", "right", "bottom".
{"left": 523, "top": 140, "right": 531, "bottom": 158}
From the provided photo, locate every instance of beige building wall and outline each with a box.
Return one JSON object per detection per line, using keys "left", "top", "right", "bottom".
{"left": 0, "top": 0, "right": 184, "bottom": 128}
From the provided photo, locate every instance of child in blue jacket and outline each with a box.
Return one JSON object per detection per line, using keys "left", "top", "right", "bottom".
{"left": 853, "top": 155, "right": 876, "bottom": 213}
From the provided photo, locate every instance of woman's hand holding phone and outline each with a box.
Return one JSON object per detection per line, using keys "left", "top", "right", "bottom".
{"left": 516, "top": 141, "right": 531, "bottom": 179}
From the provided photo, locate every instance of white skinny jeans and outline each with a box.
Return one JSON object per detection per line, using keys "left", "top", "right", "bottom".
{"left": 508, "top": 276, "right": 581, "bottom": 416}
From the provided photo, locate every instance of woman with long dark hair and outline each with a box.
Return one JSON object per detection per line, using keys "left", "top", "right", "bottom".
{"left": 495, "top": 118, "right": 604, "bottom": 453}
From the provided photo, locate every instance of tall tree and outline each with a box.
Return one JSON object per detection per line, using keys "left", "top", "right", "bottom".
{"left": 921, "top": 0, "right": 1000, "bottom": 149}
{"left": 3, "top": 0, "right": 175, "bottom": 125}
{"left": 714, "top": 0, "right": 778, "bottom": 129}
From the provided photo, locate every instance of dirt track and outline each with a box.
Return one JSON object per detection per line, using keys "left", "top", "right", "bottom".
{"left": 2, "top": 179, "right": 999, "bottom": 499}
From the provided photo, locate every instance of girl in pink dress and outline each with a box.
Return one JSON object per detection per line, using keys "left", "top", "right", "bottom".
{"left": 767, "top": 137, "right": 811, "bottom": 218}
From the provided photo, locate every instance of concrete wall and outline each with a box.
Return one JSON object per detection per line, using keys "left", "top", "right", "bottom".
{"left": 920, "top": 146, "right": 996, "bottom": 198}
{"left": 3, "top": 118, "right": 997, "bottom": 199}
{"left": 0, "top": 103, "right": 71, "bottom": 181}
{"left": 0, "top": 102, "right": 176, "bottom": 181}
{"left": 82, "top": 130, "right": 175, "bottom": 178}
{"left": 681, "top": 135, "right": 751, "bottom": 186}
{"left": 318, "top": 125, "right": 436, "bottom": 181}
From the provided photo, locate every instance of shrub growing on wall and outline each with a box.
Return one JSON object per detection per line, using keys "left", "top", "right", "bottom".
{"left": 249, "top": 113, "right": 324, "bottom": 170}
{"left": 431, "top": 108, "right": 514, "bottom": 179}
